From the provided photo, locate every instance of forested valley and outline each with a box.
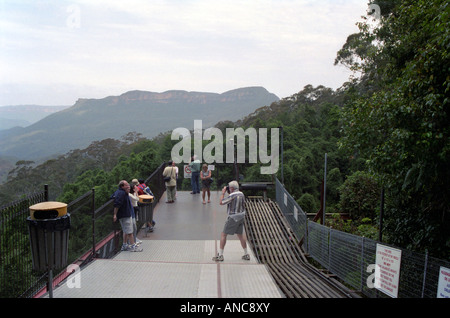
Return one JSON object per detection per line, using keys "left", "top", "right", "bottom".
{"left": 1, "top": 0, "right": 448, "bottom": 259}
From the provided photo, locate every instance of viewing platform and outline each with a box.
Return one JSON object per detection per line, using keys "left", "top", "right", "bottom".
{"left": 3, "top": 166, "right": 447, "bottom": 299}
{"left": 48, "top": 191, "right": 284, "bottom": 298}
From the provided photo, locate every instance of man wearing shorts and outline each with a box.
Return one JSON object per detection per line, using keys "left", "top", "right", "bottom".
{"left": 113, "top": 180, "right": 142, "bottom": 252}
{"left": 212, "top": 181, "right": 250, "bottom": 262}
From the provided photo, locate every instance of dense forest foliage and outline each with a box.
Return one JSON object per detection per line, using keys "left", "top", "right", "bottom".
{"left": 1, "top": 0, "right": 448, "bottom": 259}
{"left": 335, "top": 0, "right": 449, "bottom": 258}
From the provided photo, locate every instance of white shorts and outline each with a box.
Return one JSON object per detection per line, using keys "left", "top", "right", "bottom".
{"left": 119, "top": 217, "right": 133, "bottom": 235}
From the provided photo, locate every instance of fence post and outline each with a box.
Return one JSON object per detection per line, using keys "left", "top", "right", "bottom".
{"left": 44, "top": 184, "right": 49, "bottom": 201}
{"left": 421, "top": 249, "right": 429, "bottom": 298}
{"left": 328, "top": 227, "right": 332, "bottom": 271}
{"left": 360, "top": 236, "right": 365, "bottom": 292}
{"left": 379, "top": 188, "right": 385, "bottom": 242}
{"left": 323, "top": 153, "right": 327, "bottom": 225}
{"left": 280, "top": 126, "right": 284, "bottom": 185}
{"left": 92, "top": 187, "right": 96, "bottom": 258}
{"left": 305, "top": 219, "right": 310, "bottom": 255}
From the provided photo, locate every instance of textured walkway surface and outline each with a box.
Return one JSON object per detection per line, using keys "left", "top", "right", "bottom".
{"left": 50, "top": 191, "right": 283, "bottom": 298}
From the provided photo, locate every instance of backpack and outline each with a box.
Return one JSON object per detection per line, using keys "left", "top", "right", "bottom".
{"left": 138, "top": 183, "right": 154, "bottom": 196}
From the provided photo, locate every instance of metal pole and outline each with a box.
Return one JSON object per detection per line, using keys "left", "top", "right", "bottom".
{"left": 233, "top": 140, "right": 238, "bottom": 181}
{"left": 421, "top": 249, "right": 429, "bottom": 298}
{"left": 360, "top": 236, "right": 365, "bottom": 292}
{"left": 323, "top": 153, "right": 327, "bottom": 225}
{"left": 44, "top": 184, "right": 49, "bottom": 201}
{"left": 279, "top": 126, "right": 284, "bottom": 185}
{"left": 92, "top": 187, "right": 96, "bottom": 258}
{"left": 379, "top": 188, "right": 385, "bottom": 242}
{"left": 44, "top": 229, "right": 53, "bottom": 298}
{"left": 328, "top": 227, "right": 332, "bottom": 271}
{"left": 48, "top": 269, "right": 53, "bottom": 298}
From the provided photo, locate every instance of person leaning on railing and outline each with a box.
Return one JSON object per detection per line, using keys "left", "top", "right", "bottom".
{"left": 112, "top": 180, "right": 143, "bottom": 252}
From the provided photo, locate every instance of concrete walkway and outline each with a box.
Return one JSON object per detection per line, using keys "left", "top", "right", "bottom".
{"left": 50, "top": 191, "right": 283, "bottom": 298}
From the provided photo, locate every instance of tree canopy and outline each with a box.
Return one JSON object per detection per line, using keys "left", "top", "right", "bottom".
{"left": 337, "top": 0, "right": 449, "bottom": 257}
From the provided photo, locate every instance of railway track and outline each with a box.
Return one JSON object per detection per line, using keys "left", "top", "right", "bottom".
{"left": 245, "top": 197, "right": 359, "bottom": 298}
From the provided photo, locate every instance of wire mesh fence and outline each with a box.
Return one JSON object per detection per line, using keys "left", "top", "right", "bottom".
{"left": 276, "top": 178, "right": 450, "bottom": 298}
{"left": 275, "top": 178, "right": 307, "bottom": 244}
{"left": 0, "top": 188, "right": 48, "bottom": 298}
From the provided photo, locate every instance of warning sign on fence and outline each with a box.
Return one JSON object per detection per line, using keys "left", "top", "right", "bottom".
{"left": 375, "top": 244, "right": 402, "bottom": 298}
{"left": 184, "top": 165, "right": 192, "bottom": 178}
{"left": 437, "top": 266, "right": 450, "bottom": 298}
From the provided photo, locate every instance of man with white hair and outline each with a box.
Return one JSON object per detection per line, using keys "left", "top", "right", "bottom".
{"left": 213, "top": 180, "right": 250, "bottom": 262}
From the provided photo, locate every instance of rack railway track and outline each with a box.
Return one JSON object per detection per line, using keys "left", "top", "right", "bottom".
{"left": 244, "top": 197, "right": 359, "bottom": 298}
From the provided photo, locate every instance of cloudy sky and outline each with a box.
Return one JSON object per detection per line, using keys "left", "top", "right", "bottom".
{"left": 0, "top": 0, "right": 370, "bottom": 106}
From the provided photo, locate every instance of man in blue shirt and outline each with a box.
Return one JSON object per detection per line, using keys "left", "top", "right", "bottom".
{"left": 113, "top": 180, "right": 142, "bottom": 252}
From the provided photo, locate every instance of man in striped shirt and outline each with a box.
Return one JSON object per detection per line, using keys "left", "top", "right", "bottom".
{"left": 212, "top": 181, "right": 250, "bottom": 262}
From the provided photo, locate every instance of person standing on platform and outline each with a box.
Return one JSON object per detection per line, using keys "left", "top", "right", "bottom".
{"left": 129, "top": 183, "right": 142, "bottom": 246}
{"left": 134, "top": 178, "right": 156, "bottom": 232}
{"left": 200, "top": 164, "right": 212, "bottom": 204}
{"left": 113, "top": 180, "right": 142, "bottom": 252}
{"left": 163, "top": 160, "right": 177, "bottom": 203}
{"left": 189, "top": 155, "right": 201, "bottom": 194}
{"left": 213, "top": 181, "right": 250, "bottom": 262}
{"left": 172, "top": 160, "right": 179, "bottom": 200}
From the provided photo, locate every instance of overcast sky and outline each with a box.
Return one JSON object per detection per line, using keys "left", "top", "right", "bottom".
{"left": 0, "top": 0, "right": 370, "bottom": 106}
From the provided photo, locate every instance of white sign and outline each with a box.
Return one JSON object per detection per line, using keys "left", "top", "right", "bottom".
{"left": 437, "top": 266, "right": 450, "bottom": 298}
{"left": 374, "top": 244, "right": 402, "bottom": 298}
{"left": 184, "top": 165, "right": 192, "bottom": 178}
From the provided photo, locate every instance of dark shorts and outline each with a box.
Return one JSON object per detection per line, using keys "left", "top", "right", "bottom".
{"left": 202, "top": 179, "right": 211, "bottom": 189}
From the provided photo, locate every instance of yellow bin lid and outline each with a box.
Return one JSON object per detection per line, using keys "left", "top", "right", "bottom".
{"left": 29, "top": 201, "right": 67, "bottom": 220}
{"left": 138, "top": 195, "right": 154, "bottom": 203}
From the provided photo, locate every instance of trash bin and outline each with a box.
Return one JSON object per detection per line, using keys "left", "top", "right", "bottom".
{"left": 27, "top": 202, "right": 71, "bottom": 272}
{"left": 138, "top": 195, "right": 154, "bottom": 235}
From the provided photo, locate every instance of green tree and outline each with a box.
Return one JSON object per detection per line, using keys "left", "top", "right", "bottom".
{"left": 297, "top": 193, "right": 318, "bottom": 214}
{"left": 337, "top": 0, "right": 450, "bottom": 257}
{"left": 338, "top": 171, "right": 380, "bottom": 221}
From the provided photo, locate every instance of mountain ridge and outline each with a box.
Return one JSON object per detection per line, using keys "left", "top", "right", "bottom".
{"left": 0, "top": 105, "right": 70, "bottom": 130}
{"left": 0, "top": 87, "right": 279, "bottom": 160}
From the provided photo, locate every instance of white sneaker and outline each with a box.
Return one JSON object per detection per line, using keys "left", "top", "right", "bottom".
{"left": 127, "top": 244, "right": 143, "bottom": 252}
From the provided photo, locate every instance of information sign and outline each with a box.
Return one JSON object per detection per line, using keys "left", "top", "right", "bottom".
{"left": 374, "top": 244, "right": 402, "bottom": 298}
{"left": 437, "top": 266, "right": 450, "bottom": 298}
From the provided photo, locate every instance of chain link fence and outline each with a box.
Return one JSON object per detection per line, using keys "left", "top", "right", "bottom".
{"left": 276, "top": 178, "right": 450, "bottom": 298}
{"left": 275, "top": 178, "right": 308, "bottom": 244}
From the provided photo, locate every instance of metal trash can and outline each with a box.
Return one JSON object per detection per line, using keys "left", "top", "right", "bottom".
{"left": 27, "top": 202, "right": 71, "bottom": 272}
{"left": 138, "top": 195, "right": 154, "bottom": 235}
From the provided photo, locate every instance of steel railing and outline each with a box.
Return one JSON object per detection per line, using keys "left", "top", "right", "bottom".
{"left": 0, "top": 162, "right": 167, "bottom": 298}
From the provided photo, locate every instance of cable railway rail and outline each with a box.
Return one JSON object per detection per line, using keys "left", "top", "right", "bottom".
{"left": 244, "top": 197, "right": 360, "bottom": 298}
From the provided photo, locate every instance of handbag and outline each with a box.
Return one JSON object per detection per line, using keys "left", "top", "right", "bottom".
{"left": 163, "top": 167, "right": 174, "bottom": 182}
